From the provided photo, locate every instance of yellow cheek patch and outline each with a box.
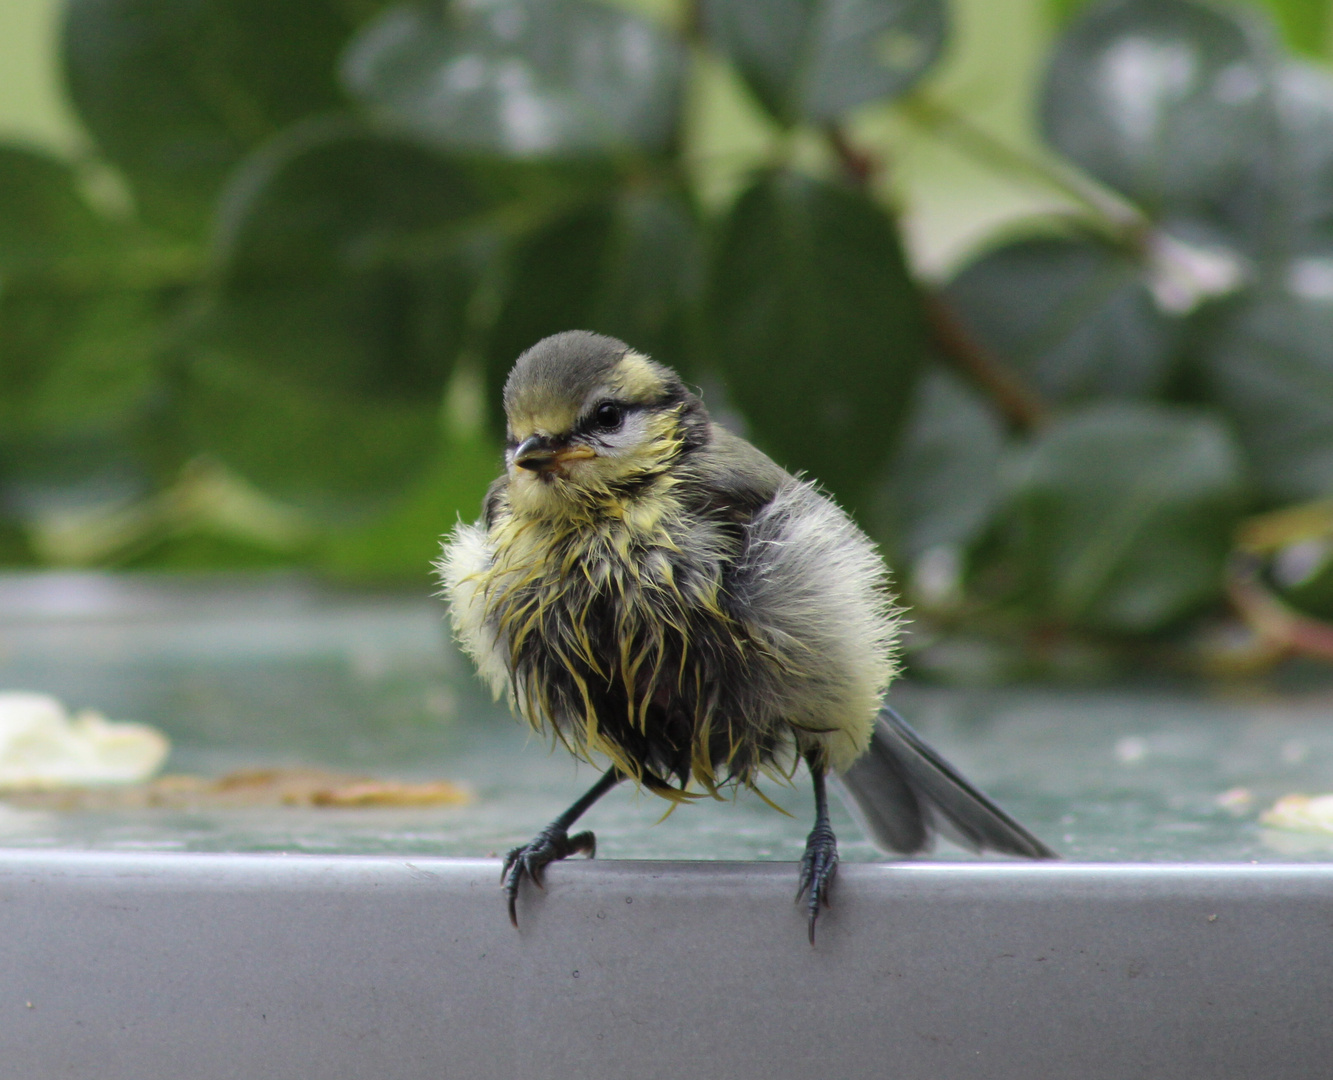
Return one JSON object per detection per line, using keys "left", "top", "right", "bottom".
{"left": 642, "top": 408, "right": 679, "bottom": 440}
{"left": 609, "top": 353, "right": 667, "bottom": 400}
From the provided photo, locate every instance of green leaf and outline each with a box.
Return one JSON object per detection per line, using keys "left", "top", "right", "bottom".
{"left": 1197, "top": 288, "right": 1333, "bottom": 503}
{"left": 0, "top": 276, "right": 159, "bottom": 440}
{"left": 1040, "top": 0, "right": 1278, "bottom": 217}
{"left": 121, "top": 532, "right": 305, "bottom": 570}
{"left": 0, "top": 513, "right": 33, "bottom": 565}
{"left": 706, "top": 170, "right": 925, "bottom": 511}
{"left": 1064, "top": 1, "right": 1332, "bottom": 56}
{"left": 874, "top": 364, "right": 1005, "bottom": 561}
{"left": 174, "top": 351, "right": 442, "bottom": 512}
{"left": 1269, "top": 534, "right": 1333, "bottom": 618}
{"left": 1007, "top": 403, "right": 1245, "bottom": 633}
{"left": 945, "top": 233, "right": 1181, "bottom": 404}
{"left": 699, "top": 0, "right": 947, "bottom": 126}
{"left": 484, "top": 186, "right": 703, "bottom": 424}
{"left": 343, "top": 0, "right": 687, "bottom": 158}
{"left": 1046, "top": 0, "right": 1088, "bottom": 24}
{"left": 63, "top": 0, "right": 370, "bottom": 237}
{"left": 318, "top": 433, "right": 500, "bottom": 581}
{"left": 0, "top": 428, "right": 151, "bottom": 531}
{"left": 1222, "top": 62, "right": 1333, "bottom": 259}
{"left": 0, "top": 147, "right": 157, "bottom": 451}
{"left": 204, "top": 121, "right": 485, "bottom": 404}
{"left": 0, "top": 146, "right": 114, "bottom": 272}
{"left": 1255, "top": 0, "right": 1328, "bottom": 57}
{"left": 1270, "top": 62, "right": 1333, "bottom": 250}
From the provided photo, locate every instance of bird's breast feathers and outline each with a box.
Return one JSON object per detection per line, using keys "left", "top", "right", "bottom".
{"left": 443, "top": 484, "right": 728, "bottom": 690}
{"left": 439, "top": 471, "right": 900, "bottom": 784}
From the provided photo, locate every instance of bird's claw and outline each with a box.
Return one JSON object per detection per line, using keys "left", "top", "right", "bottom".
{"left": 795, "top": 821, "right": 839, "bottom": 944}
{"left": 502, "top": 824, "right": 596, "bottom": 926}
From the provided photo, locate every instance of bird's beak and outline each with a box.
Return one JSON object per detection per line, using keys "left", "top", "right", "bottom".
{"left": 513, "top": 435, "right": 554, "bottom": 471}
{"left": 513, "top": 436, "right": 595, "bottom": 473}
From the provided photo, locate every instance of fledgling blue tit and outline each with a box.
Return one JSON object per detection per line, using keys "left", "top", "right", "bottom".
{"left": 440, "top": 331, "right": 1054, "bottom": 940}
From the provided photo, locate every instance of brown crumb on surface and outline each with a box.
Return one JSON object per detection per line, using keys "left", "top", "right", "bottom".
{"left": 0, "top": 768, "right": 471, "bottom": 811}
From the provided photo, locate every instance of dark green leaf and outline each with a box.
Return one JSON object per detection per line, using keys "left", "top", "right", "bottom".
{"left": 318, "top": 434, "right": 499, "bottom": 581}
{"left": 0, "top": 276, "right": 159, "bottom": 439}
{"left": 343, "top": 0, "right": 687, "bottom": 158}
{"left": 1040, "top": 0, "right": 1277, "bottom": 216}
{"left": 1198, "top": 288, "right": 1333, "bottom": 503}
{"left": 1007, "top": 403, "right": 1245, "bottom": 632}
{"left": 485, "top": 186, "right": 703, "bottom": 423}
{"left": 946, "top": 234, "right": 1181, "bottom": 404}
{"left": 874, "top": 364, "right": 1004, "bottom": 561}
{"left": 700, "top": 0, "right": 946, "bottom": 126}
{"left": 1270, "top": 62, "right": 1333, "bottom": 249}
{"left": 0, "top": 146, "right": 113, "bottom": 272}
{"left": 175, "top": 351, "right": 441, "bottom": 511}
{"left": 0, "top": 147, "right": 162, "bottom": 513}
{"left": 1046, "top": 0, "right": 1088, "bottom": 24}
{"left": 205, "top": 121, "right": 484, "bottom": 404}
{"left": 0, "top": 514, "right": 32, "bottom": 564}
{"left": 0, "top": 427, "right": 151, "bottom": 525}
{"left": 63, "top": 0, "right": 369, "bottom": 236}
{"left": 121, "top": 533, "right": 305, "bottom": 570}
{"left": 707, "top": 170, "right": 925, "bottom": 511}
{"left": 1269, "top": 534, "right": 1333, "bottom": 618}
{"left": 1219, "top": 62, "right": 1333, "bottom": 259}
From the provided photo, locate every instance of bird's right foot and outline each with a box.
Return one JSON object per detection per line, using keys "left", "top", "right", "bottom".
{"left": 796, "top": 819, "right": 839, "bottom": 944}
{"left": 502, "top": 824, "right": 596, "bottom": 926}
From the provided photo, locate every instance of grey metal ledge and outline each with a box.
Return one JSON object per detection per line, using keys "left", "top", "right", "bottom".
{"left": 1, "top": 851, "right": 1331, "bottom": 1080}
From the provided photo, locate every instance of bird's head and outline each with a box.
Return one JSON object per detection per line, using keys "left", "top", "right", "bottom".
{"left": 501, "top": 331, "right": 706, "bottom": 520}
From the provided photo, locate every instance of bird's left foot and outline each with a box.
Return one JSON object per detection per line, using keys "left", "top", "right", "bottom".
{"left": 796, "top": 821, "right": 839, "bottom": 944}
{"left": 502, "top": 824, "right": 596, "bottom": 927}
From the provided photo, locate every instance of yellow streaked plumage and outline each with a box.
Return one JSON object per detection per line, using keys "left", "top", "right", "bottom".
{"left": 438, "top": 330, "right": 1055, "bottom": 939}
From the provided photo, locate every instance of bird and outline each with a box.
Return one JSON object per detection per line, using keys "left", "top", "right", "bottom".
{"left": 438, "top": 330, "right": 1056, "bottom": 941}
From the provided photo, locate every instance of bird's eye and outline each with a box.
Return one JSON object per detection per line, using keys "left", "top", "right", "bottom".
{"left": 592, "top": 402, "right": 624, "bottom": 431}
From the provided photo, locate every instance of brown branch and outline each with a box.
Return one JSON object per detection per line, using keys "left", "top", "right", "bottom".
{"left": 826, "top": 125, "right": 880, "bottom": 188}
{"left": 1227, "top": 552, "right": 1333, "bottom": 661}
{"left": 923, "top": 291, "right": 1048, "bottom": 433}
{"left": 681, "top": 0, "right": 705, "bottom": 41}
{"left": 900, "top": 95, "right": 1149, "bottom": 245}
{"left": 822, "top": 126, "right": 1046, "bottom": 432}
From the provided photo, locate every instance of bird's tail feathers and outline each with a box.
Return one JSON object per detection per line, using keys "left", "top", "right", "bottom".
{"left": 834, "top": 705, "right": 1057, "bottom": 860}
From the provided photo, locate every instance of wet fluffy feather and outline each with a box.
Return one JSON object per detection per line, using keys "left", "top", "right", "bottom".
{"left": 438, "top": 331, "right": 901, "bottom": 795}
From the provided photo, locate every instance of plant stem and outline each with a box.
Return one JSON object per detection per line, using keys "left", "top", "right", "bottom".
{"left": 923, "top": 291, "right": 1048, "bottom": 433}
{"left": 824, "top": 123, "right": 1048, "bottom": 433}
{"left": 681, "top": 0, "right": 703, "bottom": 40}
{"left": 826, "top": 124, "right": 880, "bottom": 187}
{"left": 900, "top": 94, "right": 1149, "bottom": 247}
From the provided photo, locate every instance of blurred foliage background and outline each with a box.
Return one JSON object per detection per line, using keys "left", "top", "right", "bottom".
{"left": 8, "top": 0, "right": 1333, "bottom": 681}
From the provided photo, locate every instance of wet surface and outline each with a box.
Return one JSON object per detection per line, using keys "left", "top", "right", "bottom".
{"left": 2, "top": 572, "right": 1333, "bottom": 863}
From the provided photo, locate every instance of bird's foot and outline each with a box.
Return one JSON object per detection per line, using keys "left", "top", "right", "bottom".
{"left": 502, "top": 824, "right": 596, "bottom": 927}
{"left": 796, "top": 820, "right": 839, "bottom": 944}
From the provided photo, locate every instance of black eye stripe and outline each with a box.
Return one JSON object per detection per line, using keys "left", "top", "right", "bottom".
{"left": 579, "top": 400, "right": 635, "bottom": 435}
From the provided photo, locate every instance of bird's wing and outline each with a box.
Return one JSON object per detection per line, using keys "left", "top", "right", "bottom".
{"left": 481, "top": 475, "right": 509, "bottom": 529}
{"left": 680, "top": 424, "right": 792, "bottom": 520}
{"left": 836, "top": 704, "right": 1058, "bottom": 859}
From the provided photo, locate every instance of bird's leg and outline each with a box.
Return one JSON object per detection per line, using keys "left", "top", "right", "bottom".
{"left": 502, "top": 766, "right": 621, "bottom": 927}
{"left": 796, "top": 751, "right": 839, "bottom": 944}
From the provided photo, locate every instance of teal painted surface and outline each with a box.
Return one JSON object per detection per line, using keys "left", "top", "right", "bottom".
{"left": 1, "top": 573, "right": 1332, "bottom": 863}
